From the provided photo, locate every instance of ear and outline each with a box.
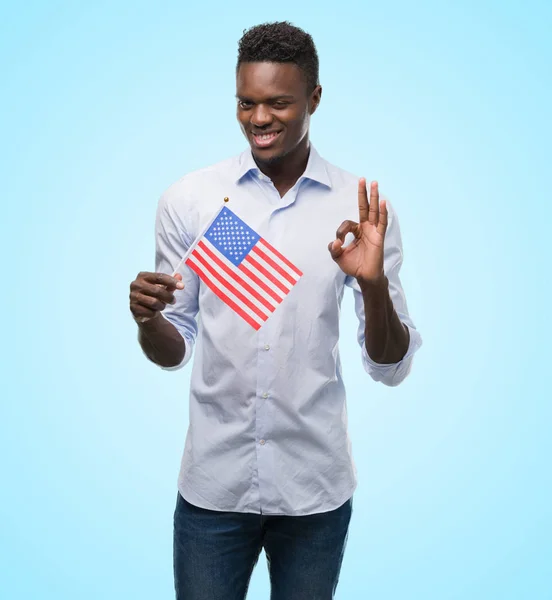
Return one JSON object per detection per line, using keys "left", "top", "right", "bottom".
{"left": 309, "top": 85, "right": 322, "bottom": 115}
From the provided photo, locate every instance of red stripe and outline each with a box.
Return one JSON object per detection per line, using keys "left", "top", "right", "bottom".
{"left": 186, "top": 258, "right": 261, "bottom": 330}
{"left": 198, "top": 241, "right": 276, "bottom": 313}
{"left": 259, "top": 238, "right": 303, "bottom": 277}
{"left": 251, "top": 245, "right": 297, "bottom": 286}
{"left": 245, "top": 255, "right": 289, "bottom": 295}
{"left": 190, "top": 250, "right": 268, "bottom": 322}
{"left": 238, "top": 263, "right": 283, "bottom": 304}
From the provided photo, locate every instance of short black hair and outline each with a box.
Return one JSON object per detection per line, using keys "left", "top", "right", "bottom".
{"left": 237, "top": 21, "right": 319, "bottom": 92}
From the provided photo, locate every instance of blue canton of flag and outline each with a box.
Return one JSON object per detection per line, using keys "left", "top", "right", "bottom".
{"left": 205, "top": 207, "right": 260, "bottom": 266}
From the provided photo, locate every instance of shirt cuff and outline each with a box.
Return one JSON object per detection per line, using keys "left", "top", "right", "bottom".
{"left": 361, "top": 323, "right": 422, "bottom": 386}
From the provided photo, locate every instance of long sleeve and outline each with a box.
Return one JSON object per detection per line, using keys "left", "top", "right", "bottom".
{"left": 154, "top": 190, "right": 200, "bottom": 370}
{"left": 345, "top": 201, "right": 422, "bottom": 387}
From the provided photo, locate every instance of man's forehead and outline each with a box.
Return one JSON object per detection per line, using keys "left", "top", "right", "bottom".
{"left": 237, "top": 61, "right": 305, "bottom": 89}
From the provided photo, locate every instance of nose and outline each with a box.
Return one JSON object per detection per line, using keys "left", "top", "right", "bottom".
{"left": 250, "top": 104, "right": 273, "bottom": 128}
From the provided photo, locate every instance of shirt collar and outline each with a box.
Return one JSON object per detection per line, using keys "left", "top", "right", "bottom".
{"left": 234, "top": 144, "right": 332, "bottom": 189}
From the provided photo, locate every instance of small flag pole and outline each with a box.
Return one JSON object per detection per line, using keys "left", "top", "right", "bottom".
{"left": 171, "top": 201, "right": 227, "bottom": 277}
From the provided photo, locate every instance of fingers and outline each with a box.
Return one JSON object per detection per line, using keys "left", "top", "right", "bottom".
{"left": 335, "top": 220, "right": 360, "bottom": 242}
{"left": 130, "top": 290, "right": 170, "bottom": 312}
{"left": 129, "top": 271, "right": 184, "bottom": 321}
{"left": 131, "top": 280, "right": 176, "bottom": 305}
{"left": 141, "top": 271, "right": 184, "bottom": 291}
{"left": 358, "top": 178, "right": 369, "bottom": 223}
{"left": 368, "top": 181, "right": 379, "bottom": 225}
{"left": 377, "top": 200, "right": 388, "bottom": 236}
{"left": 329, "top": 220, "right": 359, "bottom": 260}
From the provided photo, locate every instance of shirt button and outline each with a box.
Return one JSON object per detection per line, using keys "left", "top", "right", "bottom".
{"left": 262, "top": 392, "right": 269, "bottom": 399}
{"left": 264, "top": 344, "right": 270, "bottom": 351}
{"left": 259, "top": 439, "right": 266, "bottom": 445}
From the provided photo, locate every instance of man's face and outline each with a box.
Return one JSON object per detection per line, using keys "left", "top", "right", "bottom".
{"left": 236, "top": 62, "right": 321, "bottom": 164}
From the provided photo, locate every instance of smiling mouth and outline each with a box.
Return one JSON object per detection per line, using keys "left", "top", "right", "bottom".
{"left": 252, "top": 131, "right": 282, "bottom": 148}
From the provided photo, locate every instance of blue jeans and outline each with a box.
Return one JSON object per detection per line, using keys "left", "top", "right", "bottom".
{"left": 173, "top": 492, "right": 353, "bottom": 600}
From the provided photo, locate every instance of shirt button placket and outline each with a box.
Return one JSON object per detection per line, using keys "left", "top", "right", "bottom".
{"left": 256, "top": 331, "right": 274, "bottom": 513}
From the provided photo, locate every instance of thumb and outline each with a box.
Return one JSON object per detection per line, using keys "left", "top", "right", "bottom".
{"left": 165, "top": 271, "right": 184, "bottom": 291}
{"left": 173, "top": 272, "right": 184, "bottom": 289}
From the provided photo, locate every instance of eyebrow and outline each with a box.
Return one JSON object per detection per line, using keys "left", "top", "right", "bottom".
{"left": 236, "top": 95, "right": 296, "bottom": 102}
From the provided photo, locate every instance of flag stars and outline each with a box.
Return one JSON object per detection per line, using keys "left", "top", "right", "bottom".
{"left": 207, "top": 209, "right": 261, "bottom": 264}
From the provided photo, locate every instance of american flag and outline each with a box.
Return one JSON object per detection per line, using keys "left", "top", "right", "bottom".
{"left": 184, "top": 206, "right": 303, "bottom": 330}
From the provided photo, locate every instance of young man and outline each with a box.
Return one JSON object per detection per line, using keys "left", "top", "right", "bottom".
{"left": 129, "top": 21, "right": 422, "bottom": 600}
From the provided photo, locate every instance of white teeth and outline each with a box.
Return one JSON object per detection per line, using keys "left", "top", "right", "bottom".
{"left": 256, "top": 133, "right": 277, "bottom": 140}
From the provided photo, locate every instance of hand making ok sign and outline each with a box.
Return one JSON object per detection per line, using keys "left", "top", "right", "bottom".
{"left": 328, "top": 179, "right": 388, "bottom": 284}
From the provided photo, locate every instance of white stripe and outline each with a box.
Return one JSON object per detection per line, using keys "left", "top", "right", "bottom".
{"left": 201, "top": 239, "right": 280, "bottom": 310}
{"left": 187, "top": 256, "right": 266, "bottom": 327}
{"left": 246, "top": 247, "right": 294, "bottom": 292}
{"left": 240, "top": 256, "right": 288, "bottom": 300}
{"left": 257, "top": 240, "right": 302, "bottom": 282}
{"left": 195, "top": 243, "right": 276, "bottom": 315}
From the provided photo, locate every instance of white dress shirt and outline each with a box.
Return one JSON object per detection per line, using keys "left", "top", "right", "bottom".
{"left": 154, "top": 145, "right": 422, "bottom": 516}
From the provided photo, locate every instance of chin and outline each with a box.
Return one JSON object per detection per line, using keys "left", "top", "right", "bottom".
{"left": 251, "top": 146, "right": 288, "bottom": 165}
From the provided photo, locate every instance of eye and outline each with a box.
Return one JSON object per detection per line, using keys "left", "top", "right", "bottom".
{"left": 238, "top": 100, "right": 253, "bottom": 109}
{"left": 273, "top": 101, "right": 289, "bottom": 109}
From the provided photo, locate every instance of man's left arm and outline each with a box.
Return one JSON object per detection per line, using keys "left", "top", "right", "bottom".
{"left": 330, "top": 179, "right": 422, "bottom": 387}
{"left": 346, "top": 222, "right": 422, "bottom": 386}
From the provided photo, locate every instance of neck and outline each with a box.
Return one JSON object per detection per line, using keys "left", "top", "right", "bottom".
{"left": 254, "top": 136, "right": 310, "bottom": 197}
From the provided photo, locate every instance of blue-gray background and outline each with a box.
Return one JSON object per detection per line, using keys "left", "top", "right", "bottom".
{"left": 1, "top": 1, "right": 550, "bottom": 598}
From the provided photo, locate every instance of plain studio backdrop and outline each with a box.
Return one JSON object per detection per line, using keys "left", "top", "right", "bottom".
{"left": 1, "top": 1, "right": 550, "bottom": 599}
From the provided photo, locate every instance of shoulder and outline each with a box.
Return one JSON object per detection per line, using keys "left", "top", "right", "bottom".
{"left": 323, "top": 157, "right": 360, "bottom": 190}
{"left": 155, "top": 153, "right": 243, "bottom": 240}
{"left": 320, "top": 153, "right": 399, "bottom": 223}
{"left": 159, "top": 153, "right": 241, "bottom": 209}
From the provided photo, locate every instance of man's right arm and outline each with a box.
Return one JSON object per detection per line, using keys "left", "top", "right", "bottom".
{"left": 138, "top": 313, "right": 186, "bottom": 368}
{"left": 129, "top": 271, "right": 187, "bottom": 368}
{"left": 130, "top": 186, "right": 200, "bottom": 369}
